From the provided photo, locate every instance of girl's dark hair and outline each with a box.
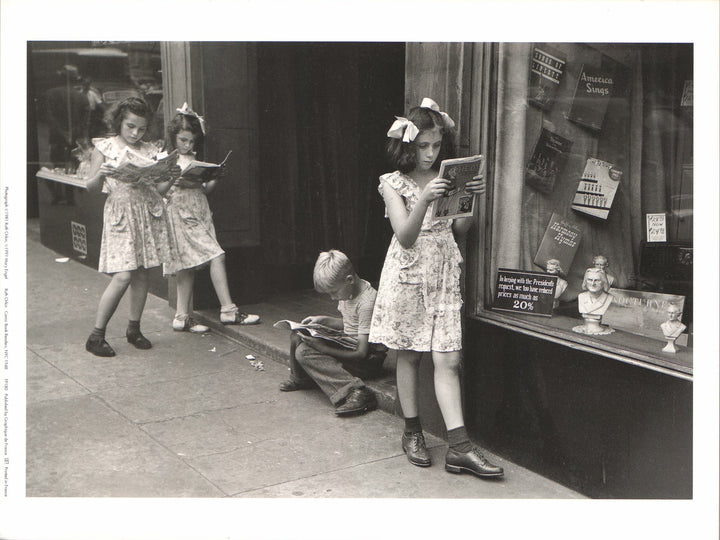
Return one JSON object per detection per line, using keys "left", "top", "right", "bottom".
{"left": 385, "top": 105, "right": 455, "bottom": 173}
{"left": 106, "top": 97, "right": 153, "bottom": 135}
{"left": 165, "top": 113, "right": 205, "bottom": 151}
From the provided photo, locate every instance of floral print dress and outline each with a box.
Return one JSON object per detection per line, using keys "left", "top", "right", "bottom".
{"left": 369, "top": 171, "right": 464, "bottom": 352}
{"left": 161, "top": 152, "right": 224, "bottom": 276}
{"left": 94, "top": 136, "right": 175, "bottom": 274}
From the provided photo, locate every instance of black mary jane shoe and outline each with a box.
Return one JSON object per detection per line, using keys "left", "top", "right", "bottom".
{"left": 86, "top": 336, "right": 116, "bottom": 357}
{"left": 126, "top": 331, "right": 152, "bottom": 350}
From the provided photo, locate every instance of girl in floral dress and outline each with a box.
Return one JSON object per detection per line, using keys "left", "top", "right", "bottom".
{"left": 161, "top": 104, "right": 259, "bottom": 332}
{"left": 84, "top": 97, "right": 179, "bottom": 357}
{"left": 369, "top": 98, "right": 504, "bottom": 479}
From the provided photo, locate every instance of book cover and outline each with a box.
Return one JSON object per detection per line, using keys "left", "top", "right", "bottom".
{"left": 114, "top": 148, "right": 179, "bottom": 184}
{"left": 273, "top": 320, "right": 358, "bottom": 350}
{"left": 533, "top": 212, "right": 583, "bottom": 274}
{"left": 432, "top": 155, "right": 484, "bottom": 220}
{"left": 181, "top": 150, "right": 232, "bottom": 183}
{"left": 571, "top": 157, "right": 622, "bottom": 220}
{"left": 525, "top": 127, "right": 573, "bottom": 194}
{"left": 528, "top": 46, "right": 566, "bottom": 110}
{"left": 566, "top": 63, "right": 615, "bottom": 131}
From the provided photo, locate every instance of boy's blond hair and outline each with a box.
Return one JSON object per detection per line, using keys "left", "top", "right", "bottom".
{"left": 313, "top": 250, "right": 355, "bottom": 293}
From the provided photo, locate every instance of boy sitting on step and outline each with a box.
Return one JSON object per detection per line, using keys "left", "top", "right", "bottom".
{"left": 279, "top": 250, "right": 387, "bottom": 416}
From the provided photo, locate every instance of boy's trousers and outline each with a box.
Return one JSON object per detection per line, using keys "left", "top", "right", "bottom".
{"left": 291, "top": 340, "right": 385, "bottom": 405}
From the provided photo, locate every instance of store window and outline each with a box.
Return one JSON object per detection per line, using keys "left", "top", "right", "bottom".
{"left": 28, "top": 41, "right": 164, "bottom": 175}
{"left": 475, "top": 43, "right": 692, "bottom": 373}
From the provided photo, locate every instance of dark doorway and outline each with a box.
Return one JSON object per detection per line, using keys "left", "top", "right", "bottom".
{"left": 256, "top": 42, "right": 405, "bottom": 292}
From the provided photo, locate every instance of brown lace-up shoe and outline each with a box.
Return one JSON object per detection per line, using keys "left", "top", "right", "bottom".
{"left": 402, "top": 431, "right": 431, "bottom": 467}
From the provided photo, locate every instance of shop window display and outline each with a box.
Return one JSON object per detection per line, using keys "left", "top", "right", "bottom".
{"left": 476, "top": 43, "right": 692, "bottom": 373}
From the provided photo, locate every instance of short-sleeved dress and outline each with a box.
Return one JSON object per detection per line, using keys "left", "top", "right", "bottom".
{"left": 94, "top": 137, "right": 174, "bottom": 274}
{"left": 161, "top": 152, "right": 224, "bottom": 276}
{"left": 369, "top": 171, "right": 463, "bottom": 352}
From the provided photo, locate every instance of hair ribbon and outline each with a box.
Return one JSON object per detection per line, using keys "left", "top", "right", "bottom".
{"left": 387, "top": 117, "right": 420, "bottom": 143}
{"left": 176, "top": 102, "right": 206, "bottom": 135}
{"left": 420, "top": 97, "right": 456, "bottom": 130}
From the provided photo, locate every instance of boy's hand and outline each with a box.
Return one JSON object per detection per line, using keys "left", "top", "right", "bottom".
{"left": 301, "top": 316, "right": 326, "bottom": 326}
{"left": 464, "top": 174, "right": 486, "bottom": 195}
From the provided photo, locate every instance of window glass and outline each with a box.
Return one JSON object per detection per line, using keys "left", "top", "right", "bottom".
{"left": 480, "top": 43, "right": 692, "bottom": 365}
{"left": 29, "top": 41, "right": 164, "bottom": 174}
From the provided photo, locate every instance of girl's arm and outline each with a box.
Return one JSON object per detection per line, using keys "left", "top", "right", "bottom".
{"left": 383, "top": 177, "right": 450, "bottom": 248}
{"left": 451, "top": 174, "right": 486, "bottom": 237}
{"left": 84, "top": 149, "right": 112, "bottom": 194}
{"left": 155, "top": 176, "right": 178, "bottom": 196}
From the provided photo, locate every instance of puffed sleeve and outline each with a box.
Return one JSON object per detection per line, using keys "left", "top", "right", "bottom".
{"left": 378, "top": 171, "right": 412, "bottom": 218}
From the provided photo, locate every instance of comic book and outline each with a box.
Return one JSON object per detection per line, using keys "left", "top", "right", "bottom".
{"left": 180, "top": 151, "right": 233, "bottom": 183}
{"left": 273, "top": 320, "right": 358, "bottom": 350}
{"left": 113, "top": 148, "right": 179, "bottom": 184}
{"left": 432, "top": 155, "right": 485, "bottom": 220}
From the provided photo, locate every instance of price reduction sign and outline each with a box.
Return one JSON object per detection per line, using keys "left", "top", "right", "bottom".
{"left": 493, "top": 269, "right": 558, "bottom": 317}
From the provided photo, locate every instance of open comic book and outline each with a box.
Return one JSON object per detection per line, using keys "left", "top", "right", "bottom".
{"left": 273, "top": 320, "right": 358, "bottom": 350}
{"left": 432, "top": 155, "right": 485, "bottom": 220}
{"left": 113, "top": 148, "right": 179, "bottom": 184}
{"left": 180, "top": 150, "right": 233, "bottom": 183}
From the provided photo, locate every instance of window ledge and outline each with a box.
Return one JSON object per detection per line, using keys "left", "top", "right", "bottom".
{"left": 37, "top": 169, "right": 88, "bottom": 189}
{"left": 471, "top": 309, "right": 692, "bottom": 381}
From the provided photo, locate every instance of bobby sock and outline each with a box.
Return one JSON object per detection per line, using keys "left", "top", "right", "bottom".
{"left": 448, "top": 426, "right": 473, "bottom": 453}
{"left": 90, "top": 327, "right": 106, "bottom": 340}
{"left": 127, "top": 320, "right": 141, "bottom": 335}
{"left": 404, "top": 416, "right": 422, "bottom": 435}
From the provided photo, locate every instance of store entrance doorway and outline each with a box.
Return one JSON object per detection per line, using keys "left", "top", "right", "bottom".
{"left": 256, "top": 42, "right": 405, "bottom": 293}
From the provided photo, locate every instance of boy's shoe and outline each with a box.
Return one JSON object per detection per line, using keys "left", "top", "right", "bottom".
{"left": 445, "top": 447, "right": 504, "bottom": 478}
{"left": 220, "top": 306, "right": 260, "bottom": 325}
{"left": 172, "top": 315, "right": 210, "bottom": 334}
{"left": 335, "top": 387, "right": 377, "bottom": 416}
{"left": 278, "top": 378, "right": 315, "bottom": 392}
{"left": 402, "top": 431, "right": 431, "bottom": 467}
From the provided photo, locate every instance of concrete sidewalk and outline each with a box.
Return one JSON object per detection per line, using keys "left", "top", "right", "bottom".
{"left": 25, "top": 223, "right": 584, "bottom": 498}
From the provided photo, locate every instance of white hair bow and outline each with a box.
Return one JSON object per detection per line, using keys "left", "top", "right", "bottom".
{"left": 176, "top": 102, "right": 206, "bottom": 135}
{"left": 387, "top": 117, "right": 420, "bottom": 143}
{"left": 420, "top": 97, "right": 456, "bottom": 130}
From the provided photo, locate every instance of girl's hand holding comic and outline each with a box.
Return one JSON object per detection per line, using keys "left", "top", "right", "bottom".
{"left": 419, "top": 177, "right": 452, "bottom": 205}
{"left": 464, "top": 173, "right": 486, "bottom": 195}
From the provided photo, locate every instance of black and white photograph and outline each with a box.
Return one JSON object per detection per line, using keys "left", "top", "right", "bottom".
{"left": 1, "top": 1, "right": 718, "bottom": 539}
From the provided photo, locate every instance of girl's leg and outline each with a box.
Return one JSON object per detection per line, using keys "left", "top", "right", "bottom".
{"left": 175, "top": 269, "right": 195, "bottom": 317}
{"left": 431, "top": 350, "right": 465, "bottom": 430}
{"left": 211, "top": 254, "right": 260, "bottom": 325}
{"left": 172, "top": 269, "right": 209, "bottom": 333}
{"left": 209, "top": 254, "right": 232, "bottom": 306}
{"left": 432, "top": 350, "right": 504, "bottom": 478}
{"left": 396, "top": 350, "right": 422, "bottom": 418}
{"left": 126, "top": 268, "right": 152, "bottom": 349}
{"left": 396, "top": 350, "right": 431, "bottom": 467}
{"left": 86, "top": 271, "right": 132, "bottom": 356}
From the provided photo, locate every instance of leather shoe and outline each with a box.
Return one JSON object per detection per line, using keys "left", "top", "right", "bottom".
{"left": 279, "top": 378, "right": 315, "bottom": 392}
{"left": 126, "top": 331, "right": 152, "bottom": 350}
{"left": 335, "top": 388, "right": 377, "bottom": 416}
{"left": 445, "top": 447, "right": 504, "bottom": 478}
{"left": 86, "top": 336, "right": 116, "bottom": 357}
{"left": 402, "top": 431, "right": 431, "bottom": 467}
